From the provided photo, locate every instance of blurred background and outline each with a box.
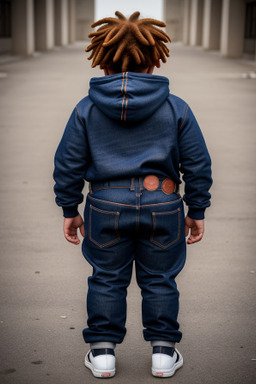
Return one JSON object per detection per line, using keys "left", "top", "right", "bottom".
{"left": 0, "top": 0, "right": 256, "bottom": 61}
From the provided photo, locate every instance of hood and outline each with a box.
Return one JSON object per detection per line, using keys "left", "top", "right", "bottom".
{"left": 89, "top": 72, "right": 169, "bottom": 122}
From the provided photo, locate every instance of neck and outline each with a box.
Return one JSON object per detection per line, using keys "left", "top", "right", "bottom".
{"left": 103, "top": 66, "right": 155, "bottom": 76}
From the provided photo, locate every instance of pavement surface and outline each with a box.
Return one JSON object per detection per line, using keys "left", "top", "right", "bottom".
{"left": 0, "top": 42, "right": 256, "bottom": 384}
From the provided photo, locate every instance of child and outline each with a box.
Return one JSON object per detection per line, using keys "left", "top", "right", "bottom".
{"left": 53, "top": 11, "right": 212, "bottom": 379}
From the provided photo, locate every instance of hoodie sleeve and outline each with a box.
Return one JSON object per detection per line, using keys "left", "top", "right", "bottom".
{"left": 178, "top": 105, "right": 212, "bottom": 220}
{"left": 53, "top": 106, "right": 89, "bottom": 218}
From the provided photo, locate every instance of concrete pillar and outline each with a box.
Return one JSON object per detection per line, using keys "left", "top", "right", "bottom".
{"left": 34, "top": 0, "right": 54, "bottom": 51}
{"left": 189, "top": 0, "right": 204, "bottom": 46}
{"left": 183, "top": 0, "right": 191, "bottom": 45}
{"left": 203, "top": 0, "right": 222, "bottom": 50}
{"left": 68, "top": 0, "right": 76, "bottom": 44}
{"left": 55, "top": 0, "right": 69, "bottom": 46}
{"left": 12, "top": 0, "right": 35, "bottom": 56}
{"left": 220, "top": 0, "right": 246, "bottom": 58}
{"left": 164, "top": 0, "right": 184, "bottom": 42}
{"left": 76, "top": 0, "right": 94, "bottom": 40}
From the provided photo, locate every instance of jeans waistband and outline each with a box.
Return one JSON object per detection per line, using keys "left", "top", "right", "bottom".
{"left": 89, "top": 176, "right": 179, "bottom": 194}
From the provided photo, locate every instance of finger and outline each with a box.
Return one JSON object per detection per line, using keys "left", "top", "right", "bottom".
{"left": 64, "top": 232, "right": 80, "bottom": 245}
{"left": 185, "top": 224, "right": 189, "bottom": 237}
{"left": 187, "top": 232, "right": 203, "bottom": 244}
{"left": 66, "top": 237, "right": 80, "bottom": 245}
{"left": 79, "top": 224, "right": 85, "bottom": 238}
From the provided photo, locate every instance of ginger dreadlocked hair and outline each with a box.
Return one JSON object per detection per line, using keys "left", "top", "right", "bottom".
{"left": 85, "top": 11, "right": 171, "bottom": 73}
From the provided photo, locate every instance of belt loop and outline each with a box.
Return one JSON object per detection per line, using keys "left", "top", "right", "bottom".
{"left": 139, "top": 177, "right": 143, "bottom": 191}
{"left": 130, "top": 178, "right": 135, "bottom": 191}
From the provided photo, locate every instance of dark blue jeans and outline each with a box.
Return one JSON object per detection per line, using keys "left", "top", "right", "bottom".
{"left": 82, "top": 177, "right": 186, "bottom": 344}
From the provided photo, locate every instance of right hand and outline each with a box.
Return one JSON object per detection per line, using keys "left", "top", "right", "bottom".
{"left": 63, "top": 214, "right": 85, "bottom": 245}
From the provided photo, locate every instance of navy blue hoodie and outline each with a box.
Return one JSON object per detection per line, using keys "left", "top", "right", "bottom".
{"left": 53, "top": 72, "right": 212, "bottom": 220}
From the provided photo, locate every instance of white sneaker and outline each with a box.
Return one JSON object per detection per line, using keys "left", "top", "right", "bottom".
{"left": 152, "top": 346, "right": 183, "bottom": 378}
{"left": 85, "top": 348, "right": 116, "bottom": 378}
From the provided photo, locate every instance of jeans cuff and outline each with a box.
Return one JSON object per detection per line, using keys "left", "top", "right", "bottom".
{"left": 90, "top": 342, "right": 116, "bottom": 350}
{"left": 151, "top": 340, "right": 176, "bottom": 348}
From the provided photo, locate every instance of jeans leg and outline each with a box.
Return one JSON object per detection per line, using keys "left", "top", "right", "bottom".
{"left": 135, "top": 200, "right": 186, "bottom": 343}
{"left": 82, "top": 198, "right": 135, "bottom": 344}
{"left": 83, "top": 257, "right": 134, "bottom": 344}
{"left": 135, "top": 259, "right": 185, "bottom": 342}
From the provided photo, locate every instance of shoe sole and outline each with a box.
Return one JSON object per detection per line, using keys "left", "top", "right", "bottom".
{"left": 84, "top": 351, "right": 116, "bottom": 378}
{"left": 152, "top": 348, "right": 183, "bottom": 378}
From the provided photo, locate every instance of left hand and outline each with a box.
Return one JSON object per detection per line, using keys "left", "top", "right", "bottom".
{"left": 63, "top": 214, "right": 85, "bottom": 245}
{"left": 185, "top": 216, "right": 204, "bottom": 244}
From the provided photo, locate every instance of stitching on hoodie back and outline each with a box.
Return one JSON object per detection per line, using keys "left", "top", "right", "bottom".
{"left": 124, "top": 73, "right": 129, "bottom": 120}
{"left": 121, "top": 72, "right": 128, "bottom": 120}
{"left": 124, "top": 95, "right": 129, "bottom": 121}
{"left": 121, "top": 72, "right": 125, "bottom": 93}
{"left": 121, "top": 72, "right": 125, "bottom": 120}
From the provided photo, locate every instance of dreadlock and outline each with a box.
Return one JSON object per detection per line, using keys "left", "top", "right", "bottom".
{"left": 85, "top": 11, "right": 171, "bottom": 73}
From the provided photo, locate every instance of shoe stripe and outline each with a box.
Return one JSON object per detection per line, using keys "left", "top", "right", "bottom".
{"left": 91, "top": 348, "right": 115, "bottom": 357}
{"left": 155, "top": 372, "right": 164, "bottom": 376}
{"left": 153, "top": 346, "right": 175, "bottom": 357}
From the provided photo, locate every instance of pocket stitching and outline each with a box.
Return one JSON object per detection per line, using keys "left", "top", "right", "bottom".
{"left": 89, "top": 204, "right": 120, "bottom": 248}
{"left": 150, "top": 208, "right": 181, "bottom": 249}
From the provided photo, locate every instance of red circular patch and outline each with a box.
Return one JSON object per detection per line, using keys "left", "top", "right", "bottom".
{"left": 162, "top": 179, "right": 175, "bottom": 195}
{"left": 143, "top": 175, "right": 159, "bottom": 191}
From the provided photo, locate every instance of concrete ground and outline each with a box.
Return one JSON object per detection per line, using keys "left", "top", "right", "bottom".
{"left": 0, "top": 42, "right": 255, "bottom": 384}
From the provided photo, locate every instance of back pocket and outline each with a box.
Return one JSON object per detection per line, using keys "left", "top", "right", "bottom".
{"left": 89, "top": 204, "right": 120, "bottom": 248}
{"left": 150, "top": 208, "right": 181, "bottom": 248}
